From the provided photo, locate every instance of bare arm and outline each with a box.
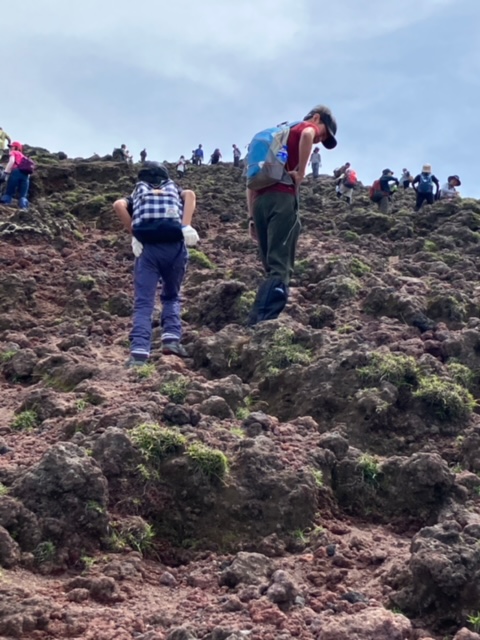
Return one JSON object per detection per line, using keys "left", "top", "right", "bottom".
{"left": 5, "top": 155, "right": 15, "bottom": 173}
{"left": 113, "top": 199, "right": 132, "bottom": 233}
{"left": 289, "top": 126, "right": 316, "bottom": 186}
{"left": 181, "top": 189, "right": 196, "bottom": 226}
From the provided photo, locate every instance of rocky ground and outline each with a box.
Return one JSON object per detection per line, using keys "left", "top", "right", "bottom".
{"left": 1, "top": 149, "right": 480, "bottom": 639}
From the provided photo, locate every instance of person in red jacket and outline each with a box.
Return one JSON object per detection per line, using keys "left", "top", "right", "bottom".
{"left": 246, "top": 105, "right": 337, "bottom": 325}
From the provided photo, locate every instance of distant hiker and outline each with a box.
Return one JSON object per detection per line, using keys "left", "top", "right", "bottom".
{"left": 333, "top": 162, "right": 350, "bottom": 179}
{"left": 0, "top": 142, "right": 35, "bottom": 210}
{"left": 177, "top": 155, "right": 187, "bottom": 177}
{"left": 370, "top": 169, "right": 398, "bottom": 214}
{"left": 233, "top": 144, "right": 241, "bottom": 167}
{"left": 113, "top": 162, "right": 200, "bottom": 366}
{"left": 310, "top": 147, "right": 322, "bottom": 179}
{"left": 412, "top": 164, "right": 439, "bottom": 212}
{"left": 140, "top": 149, "right": 147, "bottom": 164}
{"left": 194, "top": 145, "right": 204, "bottom": 166}
{"left": 246, "top": 104, "right": 337, "bottom": 325}
{"left": 0, "top": 127, "right": 11, "bottom": 151}
{"left": 336, "top": 167, "right": 357, "bottom": 205}
{"left": 113, "top": 144, "right": 131, "bottom": 162}
{"left": 439, "top": 175, "right": 461, "bottom": 200}
{"left": 210, "top": 148, "right": 222, "bottom": 165}
{"left": 400, "top": 168, "right": 412, "bottom": 189}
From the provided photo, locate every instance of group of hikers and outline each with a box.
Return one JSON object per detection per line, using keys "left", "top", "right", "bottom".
{"left": 0, "top": 110, "right": 465, "bottom": 366}
{"left": 329, "top": 160, "right": 462, "bottom": 213}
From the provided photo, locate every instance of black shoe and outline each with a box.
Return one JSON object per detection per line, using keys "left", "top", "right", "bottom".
{"left": 162, "top": 341, "right": 188, "bottom": 357}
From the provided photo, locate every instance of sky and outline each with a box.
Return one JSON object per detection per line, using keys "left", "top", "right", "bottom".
{"left": 4, "top": 0, "right": 480, "bottom": 195}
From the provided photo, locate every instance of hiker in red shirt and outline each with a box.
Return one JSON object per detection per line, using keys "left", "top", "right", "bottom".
{"left": 246, "top": 105, "right": 338, "bottom": 325}
{"left": 1, "top": 142, "right": 32, "bottom": 209}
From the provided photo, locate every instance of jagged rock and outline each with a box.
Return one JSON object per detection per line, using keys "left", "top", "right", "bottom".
{"left": 219, "top": 552, "right": 272, "bottom": 587}
{"left": 2, "top": 348, "right": 38, "bottom": 380}
{"left": 0, "top": 525, "right": 21, "bottom": 568}
{"left": 65, "top": 575, "right": 121, "bottom": 603}
{"left": 91, "top": 427, "right": 140, "bottom": 478}
{"left": 17, "top": 388, "right": 70, "bottom": 421}
{"left": 0, "top": 497, "right": 41, "bottom": 550}
{"left": 454, "top": 629, "right": 480, "bottom": 640}
{"left": 11, "top": 443, "right": 109, "bottom": 548}
{"left": 390, "top": 521, "right": 480, "bottom": 627}
{"left": 199, "top": 395, "right": 234, "bottom": 419}
{"left": 266, "top": 570, "right": 298, "bottom": 606}
{"left": 166, "top": 628, "right": 198, "bottom": 640}
{"left": 317, "top": 608, "right": 412, "bottom": 639}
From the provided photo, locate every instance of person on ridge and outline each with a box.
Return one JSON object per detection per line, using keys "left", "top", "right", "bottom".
{"left": 113, "top": 162, "right": 200, "bottom": 366}
{"left": 210, "top": 148, "right": 222, "bottom": 165}
{"left": 246, "top": 104, "right": 337, "bottom": 325}
{"left": 335, "top": 166, "right": 357, "bottom": 205}
{"left": 140, "top": 149, "right": 147, "bottom": 164}
{"left": 439, "top": 175, "right": 461, "bottom": 200}
{"left": 0, "top": 127, "right": 11, "bottom": 152}
{"left": 194, "top": 145, "right": 204, "bottom": 166}
{"left": 412, "top": 164, "right": 439, "bottom": 212}
{"left": 333, "top": 162, "right": 350, "bottom": 179}
{"left": 233, "top": 144, "right": 241, "bottom": 168}
{"left": 0, "top": 142, "right": 33, "bottom": 210}
{"left": 176, "top": 155, "right": 187, "bottom": 178}
{"left": 374, "top": 169, "right": 399, "bottom": 214}
{"left": 400, "top": 168, "right": 412, "bottom": 189}
{"left": 310, "top": 147, "right": 322, "bottom": 179}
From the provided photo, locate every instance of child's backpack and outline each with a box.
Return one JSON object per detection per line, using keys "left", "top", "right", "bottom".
{"left": 131, "top": 180, "right": 184, "bottom": 244}
{"left": 369, "top": 179, "right": 383, "bottom": 202}
{"left": 417, "top": 173, "right": 433, "bottom": 193}
{"left": 17, "top": 154, "right": 36, "bottom": 175}
{"left": 246, "top": 121, "right": 299, "bottom": 190}
{"left": 343, "top": 169, "right": 357, "bottom": 188}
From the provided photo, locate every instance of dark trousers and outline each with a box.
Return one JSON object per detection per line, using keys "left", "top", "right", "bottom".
{"left": 130, "top": 242, "right": 188, "bottom": 358}
{"left": 1, "top": 169, "right": 30, "bottom": 208}
{"left": 249, "top": 191, "right": 300, "bottom": 325}
{"left": 233, "top": 156, "right": 240, "bottom": 167}
{"left": 415, "top": 192, "right": 434, "bottom": 211}
{"left": 312, "top": 163, "right": 320, "bottom": 178}
{"left": 403, "top": 181, "right": 410, "bottom": 189}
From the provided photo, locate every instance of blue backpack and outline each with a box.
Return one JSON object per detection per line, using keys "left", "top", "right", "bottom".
{"left": 246, "top": 121, "right": 299, "bottom": 190}
{"left": 417, "top": 173, "right": 433, "bottom": 194}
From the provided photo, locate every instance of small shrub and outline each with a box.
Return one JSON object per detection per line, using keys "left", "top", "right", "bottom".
{"left": 358, "top": 352, "right": 419, "bottom": 387}
{"left": 312, "top": 469, "right": 324, "bottom": 487}
{"left": 0, "top": 483, "right": 9, "bottom": 496}
{"left": 413, "top": 377, "right": 475, "bottom": 422}
{"left": 467, "top": 611, "right": 480, "bottom": 633}
{"left": 188, "top": 249, "right": 215, "bottom": 269}
{"left": 130, "top": 423, "right": 186, "bottom": 463}
{"left": 447, "top": 362, "right": 476, "bottom": 390}
{"left": 75, "top": 399, "right": 88, "bottom": 412}
{"left": 423, "top": 240, "right": 438, "bottom": 252}
{"left": 110, "top": 518, "right": 155, "bottom": 555}
{"left": 187, "top": 443, "right": 229, "bottom": 480}
{"left": 265, "top": 327, "right": 312, "bottom": 373}
{"left": 77, "top": 274, "right": 96, "bottom": 289}
{"left": 295, "top": 259, "right": 312, "bottom": 277}
{"left": 349, "top": 257, "right": 371, "bottom": 277}
{"left": 12, "top": 410, "right": 38, "bottom": 431}
{"left": 160, "top": 376, "right": 189, "bottom": 404}
{"left": 235, "top": 407, "right": 250, "bottom": 420}
{"left": 81, "top": 555, "right": 96, "bottom": 571}
{"left": 358, "top": 454, "right": 379, "bottom": 485}
{"left": 1, "top": 350, "right": 16, "bottom": 363}
{"left": 34, "top": 541, "right": 56, "bottom": 564}
{"left": 234, "top": 290, "right": 256, "bottom": 321}
{"left": 344, "top": 230, "right": 359, "bottom": 242}
{"left": 136, "top": 363, "right": 156, "bottom": 379}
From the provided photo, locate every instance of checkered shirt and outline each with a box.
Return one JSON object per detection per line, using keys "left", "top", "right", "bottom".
{"left": 131, "top": 180, "right": 183, "bottom": 225}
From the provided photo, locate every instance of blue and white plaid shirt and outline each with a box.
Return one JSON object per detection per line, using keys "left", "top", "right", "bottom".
{"left": 131, "top": 180, "right": 183, "bottom": 225}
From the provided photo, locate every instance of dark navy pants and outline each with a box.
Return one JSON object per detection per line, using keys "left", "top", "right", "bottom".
{"left": 1, "top": 169, "right": 30, "bottom": 208}
{"left": 130, "top": 242, "right": 188, "bottom": 359}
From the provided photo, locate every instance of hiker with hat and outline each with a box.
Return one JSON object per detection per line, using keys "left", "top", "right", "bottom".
{"left": 0, "top": 141, "right": 34, "bottom": 210}
{"left": 439, "top": 175, "right": 461, "bottom": 200}
{"left": 333, "top": 162, "right": 350, "bottom": 179}
{"left": 246, "top": 104, "right": 337, "bottom": 325}
{"left": 113, "top": 161, "right": 199, "bottom": 366}
{"left": 412, "top": 164, "right": 439, "bottom": 212}
{"left": 370, "top": 169, "right": 398, "bottom": 214}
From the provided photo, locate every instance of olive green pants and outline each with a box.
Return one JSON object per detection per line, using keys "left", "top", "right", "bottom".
{"left": 253, "top": 191, "right": 300, "bottom": 285}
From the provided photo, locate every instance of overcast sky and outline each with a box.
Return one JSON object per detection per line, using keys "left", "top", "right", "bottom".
{"left": 4, "top": 0, "right": 478, "bottom": 194}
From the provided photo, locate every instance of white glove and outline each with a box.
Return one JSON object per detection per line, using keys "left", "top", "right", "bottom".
{"left": 132, "top": 237, "right": 143, "bottom": 257}
{"left": 182, "top": 225, "right": 199, "bottom": 247}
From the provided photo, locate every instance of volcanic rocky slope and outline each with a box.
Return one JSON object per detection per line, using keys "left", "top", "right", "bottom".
{"left": 1, "top": 148, "right": 480, "bottom": 639}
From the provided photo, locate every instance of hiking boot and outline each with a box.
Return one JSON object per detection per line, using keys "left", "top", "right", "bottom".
{"left": 162, "top": 341, "right": 188, "bottom": 358}
{"left": 125, "top": 355, "right": 148, "bottom": 368}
